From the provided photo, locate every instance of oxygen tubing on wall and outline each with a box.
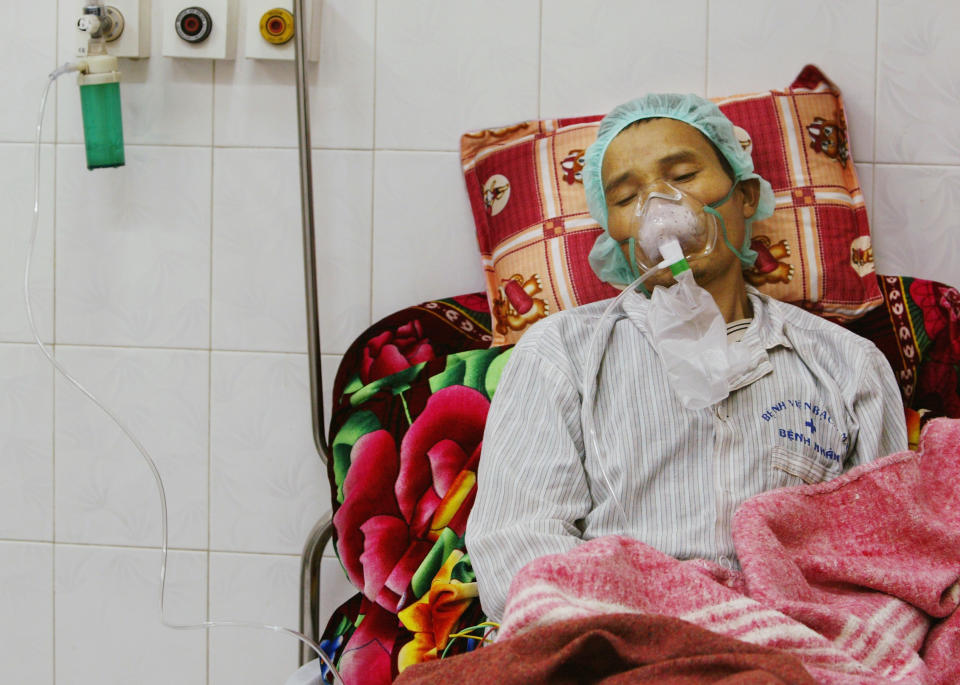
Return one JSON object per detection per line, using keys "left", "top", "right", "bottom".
{"left": 24, "top": 4, "right": 343, "bottom": 680}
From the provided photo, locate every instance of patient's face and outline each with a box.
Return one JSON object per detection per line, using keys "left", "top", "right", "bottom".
{"left": 601, "top": 118, "right": 755, "bottom": 290}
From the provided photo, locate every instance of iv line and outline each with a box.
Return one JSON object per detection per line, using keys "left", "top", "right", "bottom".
{"left": 26, "top": 64, "right": 344, "bottom": 685}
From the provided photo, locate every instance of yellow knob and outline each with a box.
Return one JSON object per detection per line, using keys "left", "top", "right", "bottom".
{"left": 259, "top": 8, "right": 295, "bottom": 45}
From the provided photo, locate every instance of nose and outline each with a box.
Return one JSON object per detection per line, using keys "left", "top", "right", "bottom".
{"left": 635, "top": 183, "right": 683, "bottom": 216}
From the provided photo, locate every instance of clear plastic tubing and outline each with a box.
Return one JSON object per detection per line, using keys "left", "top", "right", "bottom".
{"left": 26, "top": 64, "right": 343, "bottom": 685}
{"left": 580, "top": 253, "right": 679, "bottom": 528}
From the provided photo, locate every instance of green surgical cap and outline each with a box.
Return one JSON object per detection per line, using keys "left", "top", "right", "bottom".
{"left": 583, "top": 93, "right": 775, "bottom": 287}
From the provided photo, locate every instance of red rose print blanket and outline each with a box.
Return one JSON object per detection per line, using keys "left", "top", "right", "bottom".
{"left": 498, "top": 418, "right": 960, "bottom": 684}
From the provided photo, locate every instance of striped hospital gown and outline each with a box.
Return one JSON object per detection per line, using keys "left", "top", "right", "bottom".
{"left": 465, "top": 287, "right": 907, "bottom": 622}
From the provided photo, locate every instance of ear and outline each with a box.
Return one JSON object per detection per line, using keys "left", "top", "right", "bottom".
{"left": 738, "top": 178, "right": 761, "bottom": 219}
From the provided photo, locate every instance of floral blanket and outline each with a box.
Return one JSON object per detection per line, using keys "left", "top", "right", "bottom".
{"left": 847, "top": 276, "right": 960, "bottom": 421}
{"left": 317, "top": 276, "right": 960, "bottom": 684}
{"left": 320, "top": 294, "right": 506, "bottom": 683}
{"left": 499, "top": 418, "right": 960, "bottom": 684}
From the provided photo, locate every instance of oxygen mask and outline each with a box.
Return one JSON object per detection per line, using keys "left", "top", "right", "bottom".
{"left": 627, "top": 184, "right": 718, "bottom": 273}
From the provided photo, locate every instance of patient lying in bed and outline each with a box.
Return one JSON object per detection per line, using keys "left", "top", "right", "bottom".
{"left": 465, "top": 93, "right": 908, "bottom": 625}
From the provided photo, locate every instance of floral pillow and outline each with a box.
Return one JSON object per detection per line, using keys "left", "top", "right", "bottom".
{"left": 461, "top": 65, "right": 882, "bottom": 345}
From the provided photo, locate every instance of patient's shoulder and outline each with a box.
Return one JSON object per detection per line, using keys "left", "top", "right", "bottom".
{"left": 766, "top": 295, "right": 884, "bottom": 366}
{"left": 514, "top": 299, "right": 617, "bottom": 350}
{"left": 508, "top": 299, "right": 622, "bottom": 384}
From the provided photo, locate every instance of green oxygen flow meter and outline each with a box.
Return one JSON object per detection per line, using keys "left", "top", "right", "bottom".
{"left": 76, "top": 1, "right": 125, "bottom": 170}
{"left": 77, "top": 54, "right": 125, "bottom": 170}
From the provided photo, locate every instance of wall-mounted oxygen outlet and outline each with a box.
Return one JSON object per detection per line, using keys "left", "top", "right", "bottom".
{"left": 161, "top": 0, "right": 235, "bottom": 59}
{"left": 76, "top": 0, "right": 150, "bottom": 58}
{"left": 101, "top": 6, "right": 126, "bottom": 42}
{"left": 244, "top": 0, "right": 320, "bottom": 61}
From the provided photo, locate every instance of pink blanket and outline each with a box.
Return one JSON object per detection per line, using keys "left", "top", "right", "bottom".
{"left": 500, "top": 418, "right": 960, "bottom": 684}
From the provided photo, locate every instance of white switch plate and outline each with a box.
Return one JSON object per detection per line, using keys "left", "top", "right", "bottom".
{"left": 104, "top": 0, "right": 151, "bottom": 58}
{"left": 161, "top": 0, "right": 236, "bottom": 59}
{"left": 244, "top": 0, "right": 320, "bottom": 61}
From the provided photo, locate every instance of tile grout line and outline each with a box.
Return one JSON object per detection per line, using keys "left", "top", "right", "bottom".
{"left": 0, "top": 537, "right": 61, "bottom": 548}
{"left": 24, "top": 140, "right": 960, "bottom": 164}
{"left": 537, "top": 0, "right": 543, "bottom": 118}
{"left": 206, "top": 56, "right": 216, "bottom": 685}
{"left": 0, "top": 536, "right": 303, "bottom": 558}
{"left": 871, "top": 0, "right": 881, "bottom": 221}
{"left": 52, "top": 4, "right": 61, "bottom": 682}
{"left": 704, "top": 0, "right": 710, "bottom": 95}
{"left": 369, "top": 0, "right": 378, "bottom": 331}
{"left": 1, "top": 140, "right": 470, "bottom": 155}
{"left": 12, "top": 340, "right": 348, "bottom": 357}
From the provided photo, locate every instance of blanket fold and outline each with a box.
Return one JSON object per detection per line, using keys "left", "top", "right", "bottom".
{"left": 499, "top": 418, "right": 960, "bottom": 684}
{"left": 393, "top": 612, "right": 817, "bottom": 684}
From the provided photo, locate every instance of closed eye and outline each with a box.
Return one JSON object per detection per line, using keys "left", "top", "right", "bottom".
{"left": 614, "top": 194, "right": 636, "bottom": 207}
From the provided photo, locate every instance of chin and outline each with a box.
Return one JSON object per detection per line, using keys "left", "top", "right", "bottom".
{"left": 689, "top": 252, "right": 740, "bottom": 288}
{"left": 689, "top": 262, "right": 713, "bottom": 283}
{"left": 643, "top": 270, "right": 676, "bottom": 291}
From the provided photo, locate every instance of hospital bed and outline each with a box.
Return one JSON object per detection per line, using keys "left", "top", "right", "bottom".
{"left": 301, "top": 273, "right": 958, "bottom": 683}
{"left": 296, "top": 66, "right": 960, "bottom": 683}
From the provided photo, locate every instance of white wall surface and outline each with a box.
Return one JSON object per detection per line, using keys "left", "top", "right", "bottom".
{"left": 1, "top": 1, "right": 958, "bottom": 683}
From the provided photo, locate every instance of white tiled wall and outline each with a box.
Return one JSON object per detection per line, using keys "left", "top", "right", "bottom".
{"left": 2, "top": 1, "right": 959, "bottom": 684}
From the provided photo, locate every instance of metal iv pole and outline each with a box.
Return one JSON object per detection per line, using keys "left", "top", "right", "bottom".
{"left": 292, "top": 0, "right": 335, "bottom": 665}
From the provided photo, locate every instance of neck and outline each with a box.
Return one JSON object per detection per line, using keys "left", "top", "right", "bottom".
{"left": 705, "top": 269, "right": 752, "bottom": 323}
